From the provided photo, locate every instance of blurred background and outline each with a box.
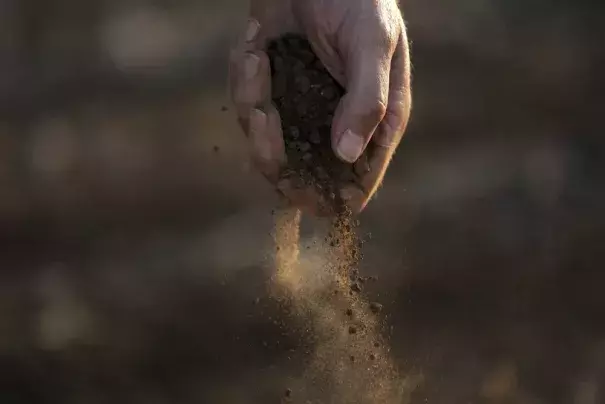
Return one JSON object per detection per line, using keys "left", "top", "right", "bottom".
{"left": 0, "top": 0, "right": 603, "bottom": 403}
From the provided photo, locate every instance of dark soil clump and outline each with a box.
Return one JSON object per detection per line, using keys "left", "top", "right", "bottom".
{"left": 267, "top": 34, "right": 359, "bottom": 214}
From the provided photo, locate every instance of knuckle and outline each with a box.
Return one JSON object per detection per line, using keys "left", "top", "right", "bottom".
{"left": 361, "top": 99, "right": 388, "bottom": 125}
{"left": 373, "top": 26, "right": 394, "bottom": 51}
{"left": 371, "top": 16, "right": 399, "bottom": 51}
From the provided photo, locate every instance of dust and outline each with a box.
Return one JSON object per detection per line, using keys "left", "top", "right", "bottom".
{"left": 271, "top": 206, "right": 408, "bottom": 404}
{"left": 264, "top": 33, "right": 412, "bottom": 403}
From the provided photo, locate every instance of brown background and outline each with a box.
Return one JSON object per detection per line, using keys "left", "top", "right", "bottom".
{"left": 0, "top": 0, "right": 603, "bottom": 403}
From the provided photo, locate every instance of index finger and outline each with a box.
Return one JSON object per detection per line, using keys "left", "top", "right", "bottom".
{"left": 330, "top": 19, "right": 398, "bottom": 164}
{"left": 343, "top": 30, "right": 412, "bottom": 213}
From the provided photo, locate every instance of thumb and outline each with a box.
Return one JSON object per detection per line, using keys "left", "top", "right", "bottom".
{"left": 330, "top": 39, "right": 392, "bottom": 163}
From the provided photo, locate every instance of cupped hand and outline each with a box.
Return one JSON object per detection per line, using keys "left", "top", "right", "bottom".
{"left": 229, "top": 0, "right": 411, "bottom": 215}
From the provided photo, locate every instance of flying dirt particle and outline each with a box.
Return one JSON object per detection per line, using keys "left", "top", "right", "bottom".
{"left": 213, "top": 145, "right": 220, "bottom": 152}
{"left": 268, "top": 34, "right": 409, "bottom": 403}
{"left": 374, "top": 342, "right": 381, "bottom": 348}
{"left": 272, "top": 206, "right": 409, "bottom": 402}
{"left": 285, "top": 388, "right": 292, "bottom": 398}
{"left": 254, "top": 297, "right": 260, "bottom": 305}
{"left": 221, "top": 105, "right": 228, "bottom": 111}
{"left": 369, "top": 302, "right": 383, "bottom": 314}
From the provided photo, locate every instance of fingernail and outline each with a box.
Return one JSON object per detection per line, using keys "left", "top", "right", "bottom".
{"left": 245, "top": 19, "right": 260, "bottom": 42}
{"left": 244, "top": 53, "right": 260, "bottom": 79}
{"left": 335, "top": 129, "right": 365, "bottom": 163}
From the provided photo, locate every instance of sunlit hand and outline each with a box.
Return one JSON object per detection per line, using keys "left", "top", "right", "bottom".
{"left": 230, "top": 0, "right": 411, "bottom": 214}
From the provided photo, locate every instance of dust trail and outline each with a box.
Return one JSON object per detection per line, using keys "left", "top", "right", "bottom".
{"left": 271, "top": 207, "right": 411, "bottom": 404}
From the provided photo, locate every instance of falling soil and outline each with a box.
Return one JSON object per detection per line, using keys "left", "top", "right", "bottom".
{"left": 266, "top": 34, "right": 408, "bottom": 403}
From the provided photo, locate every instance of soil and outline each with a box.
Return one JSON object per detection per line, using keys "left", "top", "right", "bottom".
{"left": 267, "top": 34, "right": 359, "bottom": 215}
{"left": 267, "top": 34, "right": 400, "bottom": 403}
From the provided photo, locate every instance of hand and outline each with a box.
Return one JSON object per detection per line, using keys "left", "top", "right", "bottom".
{"left": 229, "top": 0, "right": 411, "bottom": 214}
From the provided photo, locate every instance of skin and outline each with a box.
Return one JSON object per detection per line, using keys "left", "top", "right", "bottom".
{"left": 230, "top": 0, "right": 411, "bottom": 215}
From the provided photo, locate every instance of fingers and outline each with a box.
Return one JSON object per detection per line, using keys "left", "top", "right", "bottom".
{"left": 230, "top": 49, "right": 272, "bottom": 132}
{"left": 230, "top": 18, "right": 322, "bottom": 212}
{"left": 229, "top": 19, "right": 287, "bottom": 182}
{"left": 229, "top": 19, "right": 270, "bottom": 128}
{"left": 330, "top": 22, "right": 397, "bottom": 164}
{"left": 249, "top": 106, "right": 285, "bottom": 183}
{"left": 229, "top": 18, "right": 261, "bottom": 100}
{"left": 373, "top": 27, "right": 411, "bottom": 148}
{"left": 343, "top": 29, "right": 412, "bottom": 214}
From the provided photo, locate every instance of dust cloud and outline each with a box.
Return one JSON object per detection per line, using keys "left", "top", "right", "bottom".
{"left": 271, "top": 207, "right": 416, "bottom": 403}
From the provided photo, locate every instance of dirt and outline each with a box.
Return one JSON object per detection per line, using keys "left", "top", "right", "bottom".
{"left": 266, "top": 33, "right": 403, "bottom": 403}
{"left": 267, "top": 34, "right": 359, "bottom": 215}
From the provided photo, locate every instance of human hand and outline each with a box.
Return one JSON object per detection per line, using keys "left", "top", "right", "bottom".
{"left": 229, "top": 0, "right": 411, "bottom": 214}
